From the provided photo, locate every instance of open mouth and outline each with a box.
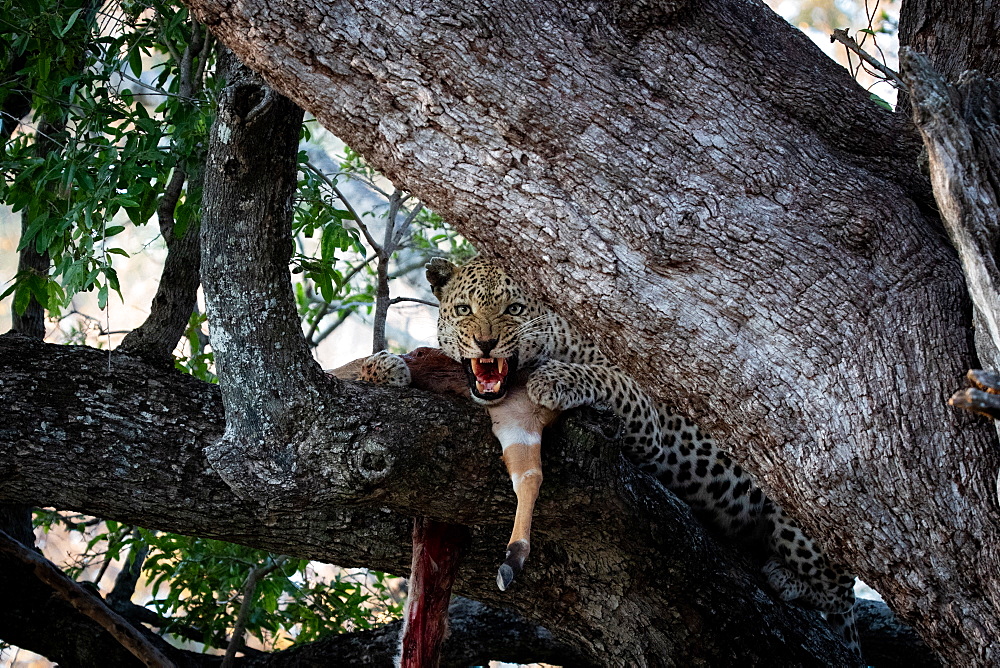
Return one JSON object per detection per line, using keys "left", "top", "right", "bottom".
{"left": 462, "top": 355, "right": 517, "bottom": 402}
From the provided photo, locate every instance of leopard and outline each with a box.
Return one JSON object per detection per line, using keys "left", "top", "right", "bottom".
{"left": 361, "top": 256, "right": 860, "bottom": 655}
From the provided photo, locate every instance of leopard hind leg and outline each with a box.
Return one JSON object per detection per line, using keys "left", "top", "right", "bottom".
{"left": 764, "top": 505, "right": 860, "bottom": 657}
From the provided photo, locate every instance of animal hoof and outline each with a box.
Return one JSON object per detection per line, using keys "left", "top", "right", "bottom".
{"left": 497, "top": 540, "right": 529, "bottom": 591}
{"left": 497, "top": 563, "right": 516, "bottom": 591}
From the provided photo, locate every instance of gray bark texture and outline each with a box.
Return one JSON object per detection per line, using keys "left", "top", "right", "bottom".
{"left": 900, "top": 51, "right": 1000, "bottom": 369}
{"left": 0, "top": 334, "right": 934, "bottom": 667}
{"left": 192, "top": 43, "right": 861, "bottom": 666}
{"left": 898, "top": 0, "right": 1000, "bottom": 94}
{"left": 169, "top": 0, "right": 1000, "bottom": 665}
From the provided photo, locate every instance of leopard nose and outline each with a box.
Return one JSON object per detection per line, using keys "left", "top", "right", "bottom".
{"left": 475, "top": 338, "right": 499, "bottom": 357}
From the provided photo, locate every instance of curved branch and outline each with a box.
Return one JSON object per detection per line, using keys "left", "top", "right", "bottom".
{"left": 198, "top": 48, "right": 323, "bottom": 498}
{"left": 223, "top": 556, "right": 289, "bottom": 667}
{"left": 900, "top": 50, "right": 1000, "bottom": 370}
{"left": 0, "top": 529, "right": 177, "bottom": 668}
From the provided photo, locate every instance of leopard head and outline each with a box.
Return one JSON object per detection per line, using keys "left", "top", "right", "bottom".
{"left": 427, "top": 257, "right": 549, "bottom": 405}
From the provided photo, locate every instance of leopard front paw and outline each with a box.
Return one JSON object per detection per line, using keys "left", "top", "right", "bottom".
{"left": 359, "top": 351, "right": 411, "bottom": 387}
{"left": 526, "top": 362, "right": 588, "bottom": 411}
{"left": 762, "top": 556, "right": 808, "bottom": 603}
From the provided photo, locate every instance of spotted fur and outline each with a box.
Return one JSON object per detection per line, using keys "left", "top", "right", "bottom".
{"left": 363, "top": 257, "right": 859, "bottom": 653}
{"left": 359, "top": 350, "right": 411, "bottom": 387}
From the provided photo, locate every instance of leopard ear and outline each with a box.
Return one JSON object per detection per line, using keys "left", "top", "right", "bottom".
{"left": 425, "top": 258, "right": 458, "bottom": 300}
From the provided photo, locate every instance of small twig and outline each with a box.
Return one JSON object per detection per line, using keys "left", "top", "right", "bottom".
{"left": 311, "top": 311, "right": 352, "bottom": 345}
{"left": 304, "top": 162, "right": 382, "bottom": 252}
{"left": 392, "top": 200, "right": 424, "bottom": 249}
{"left": 155, "top": 12, "right": 184, "bottom": 69}
{"left": 389, "top": 297, "right": 438, "bottom": 308}
{"left": 304, "top": 302, "right": 331, "bottom": 344}
{"left": 0, "top": 529, "right": 178, "bottom": 668}
{"left": 115, "top": 600, "right": 245, "bottom": 652}
{"left": 221, "top": 555, "right": 289, "bottom": 668}
{"left": 339, "top": 253, "right": 377, "bottom": 285}
{"left": 194, "top": 32, "right": 214, "bottom": 90}
{"left": 115, "top": 69, "right": 202, "bottom": 103}
{"left": 92, "top": 523, "right": 131, "bottom": 588}
{"left": 371, "top": 192, "right": 405, "bottom": 352}
{"left": 388, "top": 255, "right": 436, "bottom": 281}
{"left": 303, "top": 254, "right": 376, "bottom": 344}
{"left": 831, "top": 29, "right": 907, "bottom": 91}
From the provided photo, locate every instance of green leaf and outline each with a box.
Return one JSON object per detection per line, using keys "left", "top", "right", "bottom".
{"left": 869, "top": 93, "right": 893, "bottom": 111}
{"left": 128, "top": 48, "right": 143, "bottom": 78}
{"left": 59, "top": 8, "right": 84, "bottom": 37}
{"left": 26, "top": 274, "right": 48, "bottom": 310}
{"left": 103, "top": 225, "right": 126, "bottom": 237}
{"left": 320, "top": 225, "right": 339, "bottom": 263}
{"left": 98, "top": 283, "right": 108, "bottom": 310}
{"left": 0, "top": 281, "right": 17, "bottom": 301}
{"left": 36, "top": 54, "right": 50, "bottom": 84}
{"left": 13, "top": 284, "right": 30, "bottom": 316}
{"left": 316, "top": 272, "right": 335, "bottom": 302}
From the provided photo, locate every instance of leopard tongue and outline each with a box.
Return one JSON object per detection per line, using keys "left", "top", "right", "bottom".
{"left": 471, "top": 357, "right": 508, "bottom": 393}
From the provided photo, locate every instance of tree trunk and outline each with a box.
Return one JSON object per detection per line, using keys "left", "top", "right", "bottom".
{"left": 898, "top": 0, "right": 1000, "bottom": 86}
{"left": 175, "top": 0, "right": 1000, "bottom": 664}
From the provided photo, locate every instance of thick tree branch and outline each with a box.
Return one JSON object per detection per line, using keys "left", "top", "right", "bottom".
{"left": 116, "top": 164, "right": 203, "bottom": 364}
{"left": 900, "top": 51, "right": 1000, "bottom": 370}
{"left": 898, "top": 0, "right": 1000, "bottom": 107}
{"left": 0, "top": 333, "right": 865, "bottom": 665}
{"left": 116, "top": 19, "right": 213, "bottom": 364}
{"left": 199, "top": 48, "right": 325, "bottom": 499}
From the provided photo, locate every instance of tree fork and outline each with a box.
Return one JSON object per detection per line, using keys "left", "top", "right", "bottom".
{"left": 176, "top": 0, "right": 1000, "bottom": 661}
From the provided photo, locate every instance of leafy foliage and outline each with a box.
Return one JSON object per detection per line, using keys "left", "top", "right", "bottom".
{"left": 292, "top": 143, "right": 473, "bottom": 348}
{"left": 1, "top": 0, "right": 216, "bottom": 318}
{"left": 33, "top": 513, "right": 403, "bottom": 650}
{"left": 174, "top": 309, "right": 215, "bottom": 381}
{"left": 4, "top": 1, "right": 476, "bottom": 657}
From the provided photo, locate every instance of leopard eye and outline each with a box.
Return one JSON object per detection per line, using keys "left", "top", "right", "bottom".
{"left": 504, "top": 303, "right": 526, "bottom": 316}
{"left": 454, "top": 304, "right": 472, "bottom": 316}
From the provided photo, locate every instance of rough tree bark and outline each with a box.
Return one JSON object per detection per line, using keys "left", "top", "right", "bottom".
{"left": 171, "top": 0, "right": 1000, "bottom": 665}
{"left": 898, "top": 0, "right": 1000, "bottom": 93}
{"left": 185, "top": 44, "right": 858, "bottom": 665}
{"left": 899, "top": 51, "right": 1000, "bottom": 393}
{"left": 1, "top": 334, "right": 934, "bottom": 667}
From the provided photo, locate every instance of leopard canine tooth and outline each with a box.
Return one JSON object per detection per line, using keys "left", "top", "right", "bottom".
{"left": 498, "top": 358, "right": 507, "bottom": 374}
